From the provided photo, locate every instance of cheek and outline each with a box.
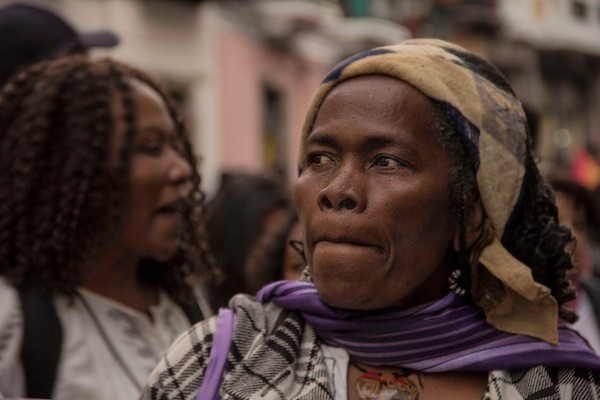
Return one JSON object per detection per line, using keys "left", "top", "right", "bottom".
{"left": 293, "top": 176, "right": 316, "bottom": 222}
{"left": 128, "top": 163, "right": 162, "bottom": 202}
{"left": 294, "top": 172, "right": 323, "bottom": 213}
{"left": 120, "top": 170, "right": 164, "bottom": 238}
{"left": 385, "top": 185, "right": 456, "bottom": 253}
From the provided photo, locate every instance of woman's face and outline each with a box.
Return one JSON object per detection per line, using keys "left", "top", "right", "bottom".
{"left": 294, "top": 75, "right": 458, "bottom": 310}
{"left": 111, "top": 79, "right": 192, "bottom": 262}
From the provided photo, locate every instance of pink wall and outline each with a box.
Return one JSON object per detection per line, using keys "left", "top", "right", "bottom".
{"left": 218, "top": 31, "right": 261, "bottom": 172}
{"left": 217, "top": 28, "right": 330, "bottom": 188}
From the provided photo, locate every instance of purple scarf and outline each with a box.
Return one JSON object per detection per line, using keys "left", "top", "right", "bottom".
{"left": 257, "top": 281, "right": 600, "bottom": 372}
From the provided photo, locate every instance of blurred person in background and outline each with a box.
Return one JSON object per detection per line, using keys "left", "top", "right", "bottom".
{"left": 279, "top": 213, "right": 305, "bottom": 282}
{"left": 206, "top": 172, "right": 291, "bottom": 309}
{"left": 247, "top": 210, "right": 306, "bottom": 294}
{"left": 0, "top": 55, "right": 214, "bottom": 399}
{"left": 0, "top": 1, "right": 118, "bottom": 88}
{"left": 550, "top": 174, "right": 600, "bottom": 353}
{"left": 572, "top": 143, "right": 600, "bottom": 277}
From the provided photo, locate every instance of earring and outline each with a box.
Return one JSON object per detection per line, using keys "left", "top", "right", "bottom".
{"left": 300, "top": 265, "right": 313, "bottom": 282}
{"left": 448, "top": 268, "right": 466, "bottom": 297}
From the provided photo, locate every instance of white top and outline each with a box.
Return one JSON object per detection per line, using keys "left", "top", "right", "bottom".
{"left": 320, "top": 343, "right": 349, "bottom": 400}
{"left": 0, "top": 278, "right": 191, "bottom": 400}
{"left": 572, "top": 290, "right": 600, "bottom": 354}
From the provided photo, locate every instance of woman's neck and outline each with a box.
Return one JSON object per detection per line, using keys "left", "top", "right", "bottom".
{"left": 81, "top": 249, "right": 159, "bottom": 313}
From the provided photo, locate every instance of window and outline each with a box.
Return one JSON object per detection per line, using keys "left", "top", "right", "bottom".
{"left": 341, "top": 0, "right": 372, "bottom": 17}
{"left": 261, "top": 83, "right": 287, "bottom": 179}
{"left": 571, "top": 0, "right": 588, "bottom": 20}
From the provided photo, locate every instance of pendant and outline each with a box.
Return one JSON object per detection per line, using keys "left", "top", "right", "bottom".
{"left": 356, "top": 371, "right": 419, "bottom": 400}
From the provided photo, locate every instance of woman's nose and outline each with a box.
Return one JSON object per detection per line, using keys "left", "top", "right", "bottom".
{"left": 168, "top": 149, "right": 193, "bottom": 185}
{"left": 320, "top": 196, "right": 357, "bottom": 210}
{"left": 317, "top": 167, "right": 365, "bottom": 212}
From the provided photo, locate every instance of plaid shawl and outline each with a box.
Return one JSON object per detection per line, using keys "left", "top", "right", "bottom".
{"left": 141, "top": 294, "right": 600, "bottom": 400}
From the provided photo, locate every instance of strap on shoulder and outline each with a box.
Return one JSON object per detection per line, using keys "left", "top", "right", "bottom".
{"left": 18, "top": 279, "right": 63, "bottom": 399}
{"left": 195, "top": 308, "right": 237, "bottom": 400}
{"left": 178, "top": 301, "right": 205, "bottom": 325}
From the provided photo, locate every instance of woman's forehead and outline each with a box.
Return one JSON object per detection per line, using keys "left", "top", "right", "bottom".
{"left": 308, "top": 75, "right": 436, "bottom": 143}
{"left": 316, "top": 74, "right": 429, "bottom": 111}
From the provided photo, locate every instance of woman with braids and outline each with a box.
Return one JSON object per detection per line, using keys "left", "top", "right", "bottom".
{"left": 0, "top": 55, "right": 214, "bottom": 399}
{"left": 143, "top": 39, "right": 600, "bottom": 400}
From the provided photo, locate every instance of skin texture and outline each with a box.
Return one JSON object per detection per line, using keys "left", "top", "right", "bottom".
{"left": 294, "top": 75, "right": 460, "bottom": 310}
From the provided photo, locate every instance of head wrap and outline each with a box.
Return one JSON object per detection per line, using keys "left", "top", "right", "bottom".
{"left": 300, "top": 39, "right": 559, "bottom": 344}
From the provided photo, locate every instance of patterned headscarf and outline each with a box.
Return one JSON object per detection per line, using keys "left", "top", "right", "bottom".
{"left": 300, "top": 39, "right": 559, "bottom": 344}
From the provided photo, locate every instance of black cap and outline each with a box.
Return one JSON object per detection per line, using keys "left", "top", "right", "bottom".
{"left": 0, "top": 2, "right": 119, "bottom": 86}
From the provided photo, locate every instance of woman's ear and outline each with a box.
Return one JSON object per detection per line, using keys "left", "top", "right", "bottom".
{"left": 453, "top": 195, "right": 485, "bottom": 252}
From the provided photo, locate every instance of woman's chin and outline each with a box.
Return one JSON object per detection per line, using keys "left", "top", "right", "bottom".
{"left": 314, "top": 280, "right": 375, "bottom": 310}
{"left": 148, "top": 243, "right": 179, "bottom": 263}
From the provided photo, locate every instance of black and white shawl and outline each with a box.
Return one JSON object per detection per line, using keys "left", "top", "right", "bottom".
{"left": 141, "top": 294, "right": 600, "bottom": 400}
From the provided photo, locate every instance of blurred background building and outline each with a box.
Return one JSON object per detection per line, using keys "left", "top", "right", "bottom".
{"left": 15, "top": 0, "right": 600, "bottom": 194}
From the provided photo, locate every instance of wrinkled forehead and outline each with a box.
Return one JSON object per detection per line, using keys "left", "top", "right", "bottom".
{"left": 306, "top": 74, "right": 440, "bottom": 149}
{"left": 300, "top": 38, "right": 529, "bottom": 241}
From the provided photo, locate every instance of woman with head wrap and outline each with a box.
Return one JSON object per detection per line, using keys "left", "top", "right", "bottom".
{"left": 142, "top": 39, "right": 600, "bottom": 400}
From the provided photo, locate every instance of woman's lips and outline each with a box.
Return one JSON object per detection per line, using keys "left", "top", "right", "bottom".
{"left": 155, "top": 198, "right": 185, "bottom": 214}
{"left": 314, "top": 235, "right": 380, "bottom": 249}
{"left": 310, "top": 222, "right": 384, "bottom": 252}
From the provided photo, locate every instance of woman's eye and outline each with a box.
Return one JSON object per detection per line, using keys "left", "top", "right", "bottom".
{"left": 308, "top": 153, "right": 333, "bottom": 165}
{"left": 171, "top": 139, "right": 186, "bottom": 156}
{"left": 373, "top": 156, "right": 401, "bottom": 168}
{"left": 136, "top": 143, "right": 162, "bottom": 156}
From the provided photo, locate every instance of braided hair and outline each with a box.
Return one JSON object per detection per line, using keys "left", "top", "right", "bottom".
{"left": 430, "top": 82, "right": 577, "bottom": 324}
{"left": 0, "top": 55, "right": 214, "bottom": 304}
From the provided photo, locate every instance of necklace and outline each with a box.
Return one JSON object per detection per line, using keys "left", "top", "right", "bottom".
{"left": 76, "top": 292, "right": 142, "bottom": 391}
{"left": 353, "top": 362, "right": 420, "bottom": 400}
